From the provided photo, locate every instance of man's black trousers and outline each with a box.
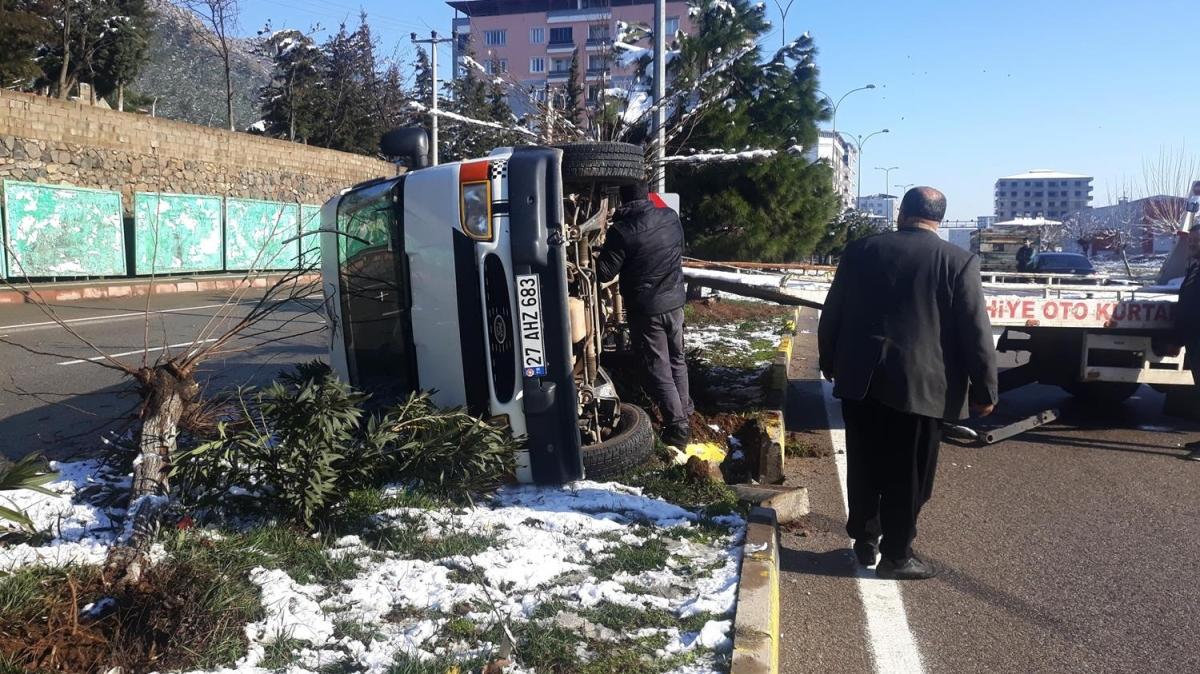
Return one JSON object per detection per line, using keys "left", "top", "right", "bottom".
{"left": 630, "top": 307, "right": 693, "bottom": 438}
{"left": 841, "top": 396, "right": 942, "bottom": 561}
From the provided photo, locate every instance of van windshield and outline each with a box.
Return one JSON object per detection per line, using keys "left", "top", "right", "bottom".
{"left": 336, "top": 178, "right": 416, "bottom": 403}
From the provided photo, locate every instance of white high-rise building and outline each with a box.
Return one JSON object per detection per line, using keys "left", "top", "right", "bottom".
{"left": 805, "top": 131, "right": 857, "bottom": 210}
{"left": 994, "top": 169, "right": 1093, "bottom": 221}
{"left": 856, "top": 193, "right": 899, "bottom": 226}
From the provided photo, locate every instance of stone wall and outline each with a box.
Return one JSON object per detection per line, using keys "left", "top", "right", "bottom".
{"left": 0, "top": 90, "right": 398, "bottom": 214}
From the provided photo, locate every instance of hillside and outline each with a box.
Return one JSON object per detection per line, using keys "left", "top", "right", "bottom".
{"left": 132, "top": 0, "right": 271, "bottom": 130}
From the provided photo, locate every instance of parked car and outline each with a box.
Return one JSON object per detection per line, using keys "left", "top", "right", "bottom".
{"left": 319, "top": 129, "right": 654, "bottom": 485}
{"left": 1028, "top": 252, "right": 1096, "bottom": 275}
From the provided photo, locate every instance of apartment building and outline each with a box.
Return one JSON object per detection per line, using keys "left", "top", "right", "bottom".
{"left": 856, "top": 193, "right": 899, "bottom": 226}
{"left": 448, "top": 0, "right": 693, "bottom": 114}
{"left": 994, "top": 169, "right": 1093, "bottom": 221}
{"left": 803, "top": 131, "right": 857, "bottom": 210}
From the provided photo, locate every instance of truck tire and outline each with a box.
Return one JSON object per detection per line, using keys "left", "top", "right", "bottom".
{"left": 581, "top": 403, "right": 655, "bottom": 480}
{"left": 1061, "top": 381, "right": 1141, "bottom": 405}
{"left": 556, "top": 142, "right": 646, "bottom": 186}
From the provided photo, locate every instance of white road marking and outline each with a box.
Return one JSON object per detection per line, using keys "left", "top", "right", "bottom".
{"left": 822, "top": 381, "right": 927, "bottom": 674}
{"left": 57, "top": 339, "right": 219, "bottom": 366}
{"left": 0, "top": 295, "right": 324, "bottom": 333}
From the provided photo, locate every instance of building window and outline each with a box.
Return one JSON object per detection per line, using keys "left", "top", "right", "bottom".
{"left": 531, "top": 86, "right": 547, "bottom": 103}
{"left": 665, "top": 16, "right": 681, "bottom": 36}
{"left": 530, "top": 27, "right": 544, "bottom": 44}
{"left": 588, "top": 23, "right": 610, "bottom": 41}
{"left": 1075, "top": 191, "right": 1082, "bottom": 197}
{"left": 549, "top": 27, "right": 573, "bottom": 45}
{"left": 587, "top": 84, "right": 600, "bottom": 103}
{"left": 484, "top": 59, "right": 507, "bottom": 74}
{"left": 551, "top": 57, "right": 572, "bottom": 73}
{"left": 530, "top": 57, "right": 546, "bottom": 73}
{"left": 484, "top": 29, "right": 507, "bottom": 46}
{"left": 588, "top": 54, "right": 608, "bottom": 71}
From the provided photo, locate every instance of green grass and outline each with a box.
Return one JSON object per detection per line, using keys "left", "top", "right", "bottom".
{"left": 363, "top": 521, "right": 496, "bottom": 562}
{"left": 618, "top": 462, "right": 741, "bottom": 512}
{"left": 333, "top": 619, "right": 383, "bottom": 644}
{"left": 259, "top": 637, "right": 304, "bottom": 670}
{"left": 593, "top": 537, "right": 670, "bottom": 580}
{"left": 0, "top": 567, "right": 44, "bottom": 620}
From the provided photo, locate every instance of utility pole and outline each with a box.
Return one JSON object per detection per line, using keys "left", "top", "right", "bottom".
{"left": 652, "top": 0, "right": 666, "bottom": 192}
{"left": 816, "top": 85, "right": 876, "bottom": 206}
{"left": 412, "top": 30, "right": 454, "bottom": 166}
{"left": 875, "top": 167, "right": 899, "bottom": 227}
{"left": 850, "top": 128, "right": 889, "bottom": 204}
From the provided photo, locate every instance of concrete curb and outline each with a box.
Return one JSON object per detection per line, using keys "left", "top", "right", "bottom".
{"left": 731, "top": 506, "right": 781, "bottom": 674}
{"left": 0, "top": 273, "right": 320, "bottom": 304}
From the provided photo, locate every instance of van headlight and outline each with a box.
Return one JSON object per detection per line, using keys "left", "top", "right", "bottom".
{"left": 461, "top": 182, "right": 492, "bottom": 239}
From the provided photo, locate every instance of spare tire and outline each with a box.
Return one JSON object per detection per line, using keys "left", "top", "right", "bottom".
{"left": 581, "top": 403, "right": 655, "bottom": 480}
{"left": 556, "top": 142, "right": 646, "bottom": 186}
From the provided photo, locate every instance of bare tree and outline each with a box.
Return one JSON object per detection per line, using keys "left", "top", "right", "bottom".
{"left": 184, "top": 0, "right": 241, "bottom": 131}
{"left": 1141, "top": 146, "right": 1199, "bottom": 236}
{"left": 1, "top": 200, "right": 322, "bottom": 551}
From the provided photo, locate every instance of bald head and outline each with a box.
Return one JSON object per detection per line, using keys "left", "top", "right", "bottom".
{"left": 898, "top": 187, "right": 946, "bottom": 230}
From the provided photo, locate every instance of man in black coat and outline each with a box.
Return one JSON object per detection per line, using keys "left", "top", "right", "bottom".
{"left": 819, "top": 187, "right": 998, "bottom": 580}
{"left": 597, "top": 181, "right": 693, "bottom": 448}
{"left": 1016, "top": 239, "right": 1035, "bottom": 272}
{"left": 1174, "top": 228, "right": 1200, "bottom": 461}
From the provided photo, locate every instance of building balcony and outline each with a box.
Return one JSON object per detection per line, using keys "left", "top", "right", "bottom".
{"left": 547, "top": 41, "right": 577, "bottom": 54}
{"left": 586, "top": 37, "right": 611, "bottom": 48}
{"left": 547, "top": 70, "right": 571, "bottom": 82}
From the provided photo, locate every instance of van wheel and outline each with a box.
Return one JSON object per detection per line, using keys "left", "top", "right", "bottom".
{"left": 582, "top": 403, "right": 655, "bottom": 480}
{"left": 556, "top": 142, "right": 646, "bottom": 186}
{"left": 1061, "top": 382, "right": 1141, "bottom": 405}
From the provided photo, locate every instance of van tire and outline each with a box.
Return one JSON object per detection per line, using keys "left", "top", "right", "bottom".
{"left": 556, "top": 142, "right": 646, "bottom": 186}
{"left": 582, "top": 403, "right": 655, "bottom": 480}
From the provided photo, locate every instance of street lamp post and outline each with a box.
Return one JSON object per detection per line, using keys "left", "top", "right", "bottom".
{"left": 892, "top": 182, "right": 913, "bottom": 227}
{"left": 875, "top": 166, "right": 899, "bottom": 227}
{"left": 849, "top": 129, "right": 890, "bottom": 205}
{"left": 815, "top": 84, "right": 876, "bottom": 207}
{"left": 411, "top": 30, "right": 455, "bottom": 166}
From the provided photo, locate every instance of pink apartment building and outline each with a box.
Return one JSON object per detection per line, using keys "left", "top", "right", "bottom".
{"left": 447, "top": 0, "right": 693, "bottom": 113}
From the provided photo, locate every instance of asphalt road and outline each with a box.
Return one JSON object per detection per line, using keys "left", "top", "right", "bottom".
{"left": 781, "top": 308, "right": 1200, "bottom": 674}
{"left": 0, "top": 291, "right": 327, "bottom": 459}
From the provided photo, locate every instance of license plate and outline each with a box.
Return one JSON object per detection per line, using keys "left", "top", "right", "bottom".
{"left": 516, "top": 274, "right": 547, "bottom": 377}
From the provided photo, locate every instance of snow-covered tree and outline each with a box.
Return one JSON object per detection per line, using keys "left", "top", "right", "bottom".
{"left": 441, "top": 39, "right": 526, "bottom": 161}
{"left": 668, "top": 0, "right": 838, "bottom": 261}
{"left": 258, "top": 27, "right": 323, "bottom": 142}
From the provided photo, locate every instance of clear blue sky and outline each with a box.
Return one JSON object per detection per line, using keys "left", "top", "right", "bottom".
{"left": 238, "top": 0, "right": 1200, "bottom": 221}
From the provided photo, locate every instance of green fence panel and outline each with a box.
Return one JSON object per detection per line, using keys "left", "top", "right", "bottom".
{"left": 133, "top": 192, "right": 223, "bottom": 275}
{"left": 300, "top": 204, "right": 321, "bottom": 268}
{"left": 2, "top": 180, "right": 125, "bottom": 277}
{"left": 224, "top": 198, "right": 300, "bottom": 271}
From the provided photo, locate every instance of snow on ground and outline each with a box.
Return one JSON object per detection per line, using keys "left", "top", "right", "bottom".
{"left": 0, "top": 459, "right": 123, "bottom": 570}
{"left": 1, "top": 462, "right": 744, "bottom": 674}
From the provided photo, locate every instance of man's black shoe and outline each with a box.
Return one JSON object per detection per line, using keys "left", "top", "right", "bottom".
{"left": 875, "top": 555, "right": 937, "bottom": 580}
{"left": 852, "top": 540, "right": 878, "bottom": 567}
{"left": 661, "top": 428, "right": 690, "bottom": 449}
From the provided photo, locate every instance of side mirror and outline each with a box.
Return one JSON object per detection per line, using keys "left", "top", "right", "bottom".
{"left": 380, "top": 128, "right": 430, "bottom": 169}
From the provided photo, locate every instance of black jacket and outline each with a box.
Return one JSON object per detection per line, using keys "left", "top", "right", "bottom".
{"left": 1176, "top": 258, "right": 1200, "bottom": 341}
{"left": 596, "top": 199, "right": 686, "bottom": 316}
{"left": 818, "top": 228, "right": 999, "bottom": 421}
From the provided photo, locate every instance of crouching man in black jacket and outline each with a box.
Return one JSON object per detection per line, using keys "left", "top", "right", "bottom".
{"left": 597, "top": 181, "right": 693, "bottom": 448}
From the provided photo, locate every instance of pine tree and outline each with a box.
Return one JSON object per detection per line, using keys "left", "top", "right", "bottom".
{"left": 0, "top": 0, "right": 50, "bottom": 89}
{"left": 93, "top": 0, "right": 154, "bottom": 109}
{"left": 259, "top": 28, "right": 324, "bottom": 142}
{"left": 441, "top": 38, "right": 526, "bottom": 161}
{"left": 563, "top": 47, "right": 584, "bottom": 126}
{"left": 314, "top": 16, "right": 383, "bottom": 154}
{"left": 668, "top": 0, "right": 838, "bottom": 262}
{"left": 412, "top": 47, "right": 434, "bottom": 108}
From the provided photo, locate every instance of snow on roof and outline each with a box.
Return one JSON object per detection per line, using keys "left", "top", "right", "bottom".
{"left": 999, "top": 169, "right": 1091, "bottom": 181}
{"left": 994, "top": 217, "right": 1063, "bottom": 226}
